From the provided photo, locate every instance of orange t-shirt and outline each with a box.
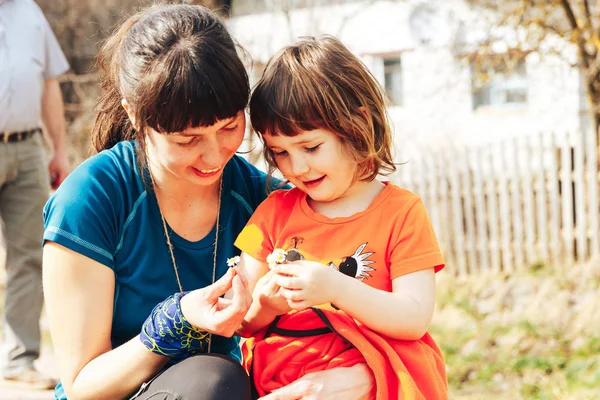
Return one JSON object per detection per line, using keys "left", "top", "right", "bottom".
{"left": 235, "top": 182, "right": 444, "bottom": 292}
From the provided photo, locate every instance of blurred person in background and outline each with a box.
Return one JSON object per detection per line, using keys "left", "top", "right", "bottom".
{"left": 0, "top": 0, "right": 70, "bottom": 390}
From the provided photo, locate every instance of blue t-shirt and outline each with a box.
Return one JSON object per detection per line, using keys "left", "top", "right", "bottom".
{"left": 43, "top": 141, "right": 276, "bottom": 399}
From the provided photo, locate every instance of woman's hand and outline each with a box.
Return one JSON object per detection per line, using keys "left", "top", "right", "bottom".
{"left": 271, "top": 261, "right": 345, "bottom": 310}
{"left": 254, "top": 269, "right": 293, "bottom": 316}
{"left": 180, "top": 267, "right": 252, "bottom": 337}
{"left": 258, "top": 364, "right": 374, "bottom": 400}
{"left": 257, "top": 380, "right": 321, "bottom": 400}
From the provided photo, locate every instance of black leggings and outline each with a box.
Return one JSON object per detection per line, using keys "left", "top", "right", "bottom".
{"left": 131, "top": 354, "right": 252, "bottom": 400}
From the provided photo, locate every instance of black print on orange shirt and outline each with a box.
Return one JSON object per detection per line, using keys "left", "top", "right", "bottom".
{"left": 329, "top": 243, "right": 375, "bottom": 282}
{"left": 285, "top": 237, "right": 305, "bottom": 261}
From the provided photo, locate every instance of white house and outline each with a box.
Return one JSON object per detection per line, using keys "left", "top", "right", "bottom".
{"left": 226, "top": 0, "right": 600, "bottom": 272}
{"left": 228, "top": 0, "right": 586, "bottom": 163}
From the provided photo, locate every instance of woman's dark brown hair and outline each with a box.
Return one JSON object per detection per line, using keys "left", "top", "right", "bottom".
{"left": 250, "top": 35, "right": 396, "bottom": 182}
{"left": 92, "top": 3, "right": 249, "bottom": 157}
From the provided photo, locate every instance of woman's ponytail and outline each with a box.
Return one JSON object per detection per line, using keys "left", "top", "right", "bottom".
{"left": 91, "top": 13, "right": 143, "bottom": 153}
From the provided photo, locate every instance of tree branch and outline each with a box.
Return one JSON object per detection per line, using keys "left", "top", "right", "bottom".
{"left": 587, "top": 52, "right": 600, "bottom": 78}
{"left": 561, "top": 0, "right": 579, "bottom": 31}
{"left": 560, "top": 0, "right": 593, "bottom": 69}
{"left": 529, "top": 19, "right": 567, "bottom": 37}
{"left": 584, "top": 0, "right": 594, "bottom": 31}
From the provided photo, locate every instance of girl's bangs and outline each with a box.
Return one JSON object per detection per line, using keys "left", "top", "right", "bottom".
{"left": 250, "top": 70, "right": 328, "bottom": 137}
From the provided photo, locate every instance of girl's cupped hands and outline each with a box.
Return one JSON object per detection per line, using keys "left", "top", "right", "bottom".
{"left": 270, "top": 261, "right": 345, "bottom": 310}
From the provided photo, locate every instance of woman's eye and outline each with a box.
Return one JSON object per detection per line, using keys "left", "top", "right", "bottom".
{"left": 273, "top": 150, "right": 288, "bottom": 157}
{"left": 305, "top": 144, "right": 321, "bottom": 153}
{"left": 176, "top": 138, "right": 197, "bottom": 147}
{"left": 222, "top": 125, "right": 239, "bottom": 132}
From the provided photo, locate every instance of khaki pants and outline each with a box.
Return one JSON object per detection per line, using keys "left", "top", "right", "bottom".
{"left": 0, "top": 133, "right": 49, "bottom": 376}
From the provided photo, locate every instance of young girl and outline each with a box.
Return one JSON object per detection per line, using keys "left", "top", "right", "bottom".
{"left": 234, "top": 36, "right": 448, "bottom": 399}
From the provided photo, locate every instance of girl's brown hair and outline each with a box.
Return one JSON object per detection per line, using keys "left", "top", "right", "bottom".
{"left": 250, "top": 35, "right": 396, "bottom": 182}
{"left": 92, "top": 3, "right": 249, "bottom": 158}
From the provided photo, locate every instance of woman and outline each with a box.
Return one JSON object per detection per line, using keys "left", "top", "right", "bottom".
{"left": 42, "top": 4, "right": 372, "bottom": 400}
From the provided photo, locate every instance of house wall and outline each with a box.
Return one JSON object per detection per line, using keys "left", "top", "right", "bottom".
{"left": 228, "top": 0, "right": 586, "bottom": 161}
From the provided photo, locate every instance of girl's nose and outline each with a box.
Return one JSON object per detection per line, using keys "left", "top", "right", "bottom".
{"left": 290, "top": 154, "right": 310, "bottom": 176}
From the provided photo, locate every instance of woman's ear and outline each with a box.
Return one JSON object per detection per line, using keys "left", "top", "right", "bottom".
{"left": 121, "top": 99, "right": 137, "bottom": 128}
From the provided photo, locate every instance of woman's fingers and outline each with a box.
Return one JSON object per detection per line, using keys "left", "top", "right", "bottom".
{"left": 216, "top": 297, "right": 232, "bottom": 311}
{"left": 206, "top": 267, "right": 235, "bottom": 300}
{"left": 221, "top": 275, "right": 250, "bottom": 316}
{"left": 208, "top": 275, "right": 251, "bottom": 336}
{"left": 180, "top": 268, "right": 255, "bottom": 336}
{"left": 235, "top": 265, "right": 250, "bottom": 290}
{"left": 231, "top": 274, "right": 251, "bottom": 310}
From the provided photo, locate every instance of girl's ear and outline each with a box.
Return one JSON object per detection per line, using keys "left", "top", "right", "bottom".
{"left": 121, "top": 99, "right": 138, "bottom": 129}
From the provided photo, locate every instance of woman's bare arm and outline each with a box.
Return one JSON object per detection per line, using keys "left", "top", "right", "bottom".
{"left": 43, "top": 243, "right": 169, "bottom": 400}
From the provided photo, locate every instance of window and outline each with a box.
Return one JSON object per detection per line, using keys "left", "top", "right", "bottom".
{"left": 471, "top": 58, "right": 528, "bottom": 109}
{"left": 383, "top": 56, "right": 403, "bottom": 106}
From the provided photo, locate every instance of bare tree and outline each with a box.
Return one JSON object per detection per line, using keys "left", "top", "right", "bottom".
{"left": 466, "top": 0, "right": 600, "bottom": 133}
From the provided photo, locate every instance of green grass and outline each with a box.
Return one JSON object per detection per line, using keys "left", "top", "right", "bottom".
{"left": 432, "top": 262, "right": 600, "bottom": 399}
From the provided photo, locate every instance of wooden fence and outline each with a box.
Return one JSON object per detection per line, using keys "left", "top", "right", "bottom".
{"left": 393, "top": 130, "right": 600, "bottom": 275}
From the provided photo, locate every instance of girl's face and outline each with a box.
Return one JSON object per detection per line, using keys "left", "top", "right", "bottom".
{"left": 264, "top": 128, "right": 362, "bottom": 203}
{"left": 145, "top": 111, "right": 246, "bottom": 187}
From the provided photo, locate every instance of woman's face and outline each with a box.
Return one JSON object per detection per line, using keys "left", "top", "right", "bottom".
{"left": 145, "top": 111, "right": 246, "bottom": 187}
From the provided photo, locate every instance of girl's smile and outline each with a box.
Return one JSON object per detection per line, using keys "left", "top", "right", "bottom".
{"left": 264, "top": 128, "right": 359, "bottom": 204}
{"left": 302, "top": 176, "right": 325, "bottom": 189}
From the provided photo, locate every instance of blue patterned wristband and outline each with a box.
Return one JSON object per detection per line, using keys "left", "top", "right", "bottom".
{"left": 139, "top": 292, "right": 210, "bottom": 360}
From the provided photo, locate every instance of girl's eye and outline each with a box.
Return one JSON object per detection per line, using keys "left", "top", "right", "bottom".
{"left": 272, "top": 150, "right": 288, "bottom": 157}
{"left": 305, "top": 144, "right": 322, "bottom": 153}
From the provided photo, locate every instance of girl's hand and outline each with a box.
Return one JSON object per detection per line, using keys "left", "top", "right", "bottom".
{"left": 254, "top": 269, "right": 293, "bottom": 316}
{"left": 271, "top": 261, "right": 344, "bottom": 310}
{"left": 180, "top": 268, "right": 252, "bottom": 337}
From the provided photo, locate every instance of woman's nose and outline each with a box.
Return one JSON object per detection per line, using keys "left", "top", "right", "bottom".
{"left": 200, "top": 136, "right": 226, "bottom": 167}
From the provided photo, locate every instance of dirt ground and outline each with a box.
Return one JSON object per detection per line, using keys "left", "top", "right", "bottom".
{"left": 0, "top": 252, "right": 56, "bottom": 400}
{"left": 0, "top": 350, "right": 55, "bottom": 400}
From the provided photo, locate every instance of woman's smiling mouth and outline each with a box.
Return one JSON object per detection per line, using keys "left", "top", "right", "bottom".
{"left": 192, "top": 166, "right": 222, "bottom": 177}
